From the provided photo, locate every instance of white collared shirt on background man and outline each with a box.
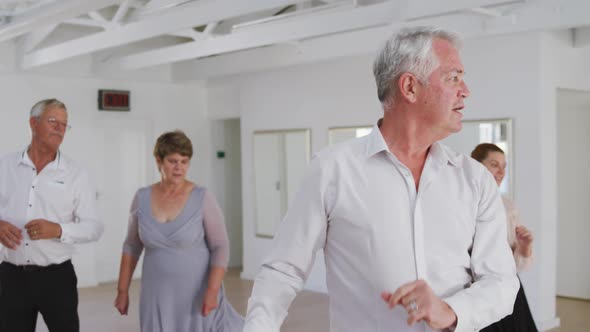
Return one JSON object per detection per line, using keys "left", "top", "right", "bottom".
{"left": 0, "top": 149, "right": 103, "bottom": 266}
{"left": 244, "top": 125, "right": 519, "bottom": 332}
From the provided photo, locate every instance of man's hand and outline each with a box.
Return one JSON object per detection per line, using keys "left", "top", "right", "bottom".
{"left": 0, "top": 220, "right": 22, "bottom": 249}
{"left": 24, "top": 219, "right": 62, "bottom": 240}
{"left": 515, "top": 225, "right": 533, "bottom": 257}
{"left": 381, "top": 279, "right": 457, "bottom": 329}
{"left": 201, "top": 287, "right": 219, "bottom": 316}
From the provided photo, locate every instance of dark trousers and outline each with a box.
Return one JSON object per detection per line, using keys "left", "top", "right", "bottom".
{"left": 0, "top": 260, "right": 79, "bottom": 332}
{"left": 481, "top": 278, "right": 538, "bottom": 332}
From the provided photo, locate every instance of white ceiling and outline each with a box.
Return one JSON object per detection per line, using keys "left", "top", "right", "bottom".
{"left": 0, "top": 0, "right": 53, "bottom": 12}
{"left": 1, "top": 0, "right": 590, "bottom": 76}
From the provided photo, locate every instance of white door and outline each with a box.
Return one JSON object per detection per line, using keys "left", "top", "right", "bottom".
{"left": 556, "top": 90, "right": 590, "bottom": 300}
{"left": 284, "top": 131, "right": 310, "bottom": 208}
{"left": 62, "top": 120, "right": 149, "bottom": 284}
{"left": 253, "top": 133, "right": 283, "bottom": 237}
{"left": 95, "top": 121, "right": 148, "bottom": 283}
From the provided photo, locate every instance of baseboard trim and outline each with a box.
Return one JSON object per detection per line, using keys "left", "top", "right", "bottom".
{"left": 538, "top": 317, "right": 560, "bottom": 331}
{"left": 240, "top": 270, "right": 255, "bottom": 280}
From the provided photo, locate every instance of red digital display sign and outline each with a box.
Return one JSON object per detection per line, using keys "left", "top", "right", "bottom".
{"left": 98, "top": 89, "right": 130, "bottom": 111}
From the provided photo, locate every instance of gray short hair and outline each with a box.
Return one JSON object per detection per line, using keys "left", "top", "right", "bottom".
{"left": 373, "top": 26, "right": 462, "bottom": 106}
{"left": 30, "top": 98, "right": 67, "bottom": 118}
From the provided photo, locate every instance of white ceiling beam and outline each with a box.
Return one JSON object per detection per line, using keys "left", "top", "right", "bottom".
{"left": 112, "top": 0, "right": 132, "bottom": 24}
{"left": 127, "top": 0, "right": 145, "bottom": 9}
{"left": 167, "top": 29, "right": 200, "bottom": 39}
{"left": 173, "top": 0, "right": 590, "bottom": 80}
{"left": 21, "top": 0, "right": 308, "bottom": 69}
{"left": 63, "top": 18, "right": 106, "bottom": 28}
{"left": 140, "top": 0, "right": 193, "bottom": 14}
{"left": 407, "top": 0, "right": 524, "bottom": 19}
{"left": 0, "top": 0, "right": 120, "bottom": 42}
{"left": 114, "top": 0, "right": 521, "bottom": 70}
{"left": 88, "top": 11, "right": 108, "bottom": 24}
{"left": 203, "top": 22, "right": 219, "bottom": 36}
{"left": 172, "top": 15, "right": 483, "bottom": 80}
{"left": 168, "top": 23, "right": 218, "bottom": 40}
{"left": 19, "top": 23, "right": 59, "bottom": 53}
{"left": 475, "top": 0, "right": 590, "bottom": 36}
{"left": 172, "top": 27, "right": 385, "bottom": 81}
{"left": 467, "top": 7, "right": 504, "bottom": 18}
{"left": 295, "top": 1, "right": 313, "bottom": 11}
{"left": 231, "top": 0, "right": 355, "bottom": 30}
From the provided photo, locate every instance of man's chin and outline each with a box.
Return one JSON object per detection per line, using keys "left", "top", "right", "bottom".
{"left": 47, "top": 141, "right": 63, "bottom": 151}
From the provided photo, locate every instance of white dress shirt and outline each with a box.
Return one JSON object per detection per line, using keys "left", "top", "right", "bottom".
{"left": 0, "top": 149, "right": 103, "bottom": 266}
{"left": 244, "top": 125, "right": 519, "bottom": 332}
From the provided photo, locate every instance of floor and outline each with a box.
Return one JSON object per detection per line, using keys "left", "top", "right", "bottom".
{"left": 35, "top": 268, "right": 588, "bottom": 332}
{"left": 548, "top": 297, "right": 590, "bottom": 332}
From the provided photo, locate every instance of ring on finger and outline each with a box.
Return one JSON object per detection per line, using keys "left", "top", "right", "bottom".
{"left": 408, "top": 300, "right": 418, "bottom": 312}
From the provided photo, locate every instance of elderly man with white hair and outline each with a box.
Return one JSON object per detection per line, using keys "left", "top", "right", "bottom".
{"left": 243, "top": 27, "right": 519, "bottom": 332}
{"left": 0, "top": 98, "right": 103, "bottom": 332}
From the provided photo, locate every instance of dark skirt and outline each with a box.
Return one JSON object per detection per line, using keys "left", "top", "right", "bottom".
{"left": 481, "top": 279, "right": 537, "bottom": 332}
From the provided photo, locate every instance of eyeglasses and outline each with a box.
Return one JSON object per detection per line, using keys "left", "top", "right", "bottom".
{"left": 45, "top": 117, "right": 71, "bottom": 131}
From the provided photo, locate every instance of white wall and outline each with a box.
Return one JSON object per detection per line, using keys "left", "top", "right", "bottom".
{"left": 0, "top": 70, "right": 209, "bottom": 286}
{"left": 2, "top": 26, "right": 581, "bottom": 331}
{"left": 464, "top": 33, "right": 558, "bottom": 331}
{"left": 209, "top": 119, "right": 243, "bottom": 267}
{"left": 230, "top": 56, "right": 381, "bottom": 293}
{"left": 543, "top": 31, "right": 590, "bottom": 302}
{"left": 208, "top": 31, "right": 562, "bottom": 329}
{"left": 555, "top": 89, "right": 590, "bottom": 300}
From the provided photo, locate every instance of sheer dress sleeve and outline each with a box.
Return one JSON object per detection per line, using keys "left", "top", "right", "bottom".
{"left": 202, "top": 190, "right": 230, "bottom": 268}
{"left": 122, "top": 191, "right": 144, "bottom": 259}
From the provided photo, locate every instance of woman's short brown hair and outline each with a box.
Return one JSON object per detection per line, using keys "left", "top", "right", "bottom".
{"left": 153, "top": 130, "right": 193, "bottom": 161}
{"left": 471, "top": 143, "right": 504, "bottom": 163}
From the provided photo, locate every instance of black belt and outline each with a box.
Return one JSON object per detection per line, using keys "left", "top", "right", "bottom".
{"left": 0, "top": 260, "right": 71, "bottom": 272}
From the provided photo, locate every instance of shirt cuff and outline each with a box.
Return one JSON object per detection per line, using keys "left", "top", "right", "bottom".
{"left": 443, "top": 298, "right": 479, "bottom": 332}
{"left": 59, "top": 223, "right": 76, "bottom": 244}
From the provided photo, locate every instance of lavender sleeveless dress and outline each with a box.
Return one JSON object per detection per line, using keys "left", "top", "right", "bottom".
{"left": 123, "top": 186, "right": 243, "bottom": 332}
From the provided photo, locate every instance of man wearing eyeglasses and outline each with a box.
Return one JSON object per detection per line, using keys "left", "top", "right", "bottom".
{"left": 0, "top": 98, "right": 103, "bottom": 332}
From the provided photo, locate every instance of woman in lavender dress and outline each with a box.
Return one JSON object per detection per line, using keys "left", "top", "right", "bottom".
{"left": 114, "top": 130, "right": 243, "bottom": 332}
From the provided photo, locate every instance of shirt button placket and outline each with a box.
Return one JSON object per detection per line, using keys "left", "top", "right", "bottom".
{"left": 26, "top": 170, "right": 38, "bottom": 256}
{"left": 28, "top": 177, "right": 38, "bottom": 211}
